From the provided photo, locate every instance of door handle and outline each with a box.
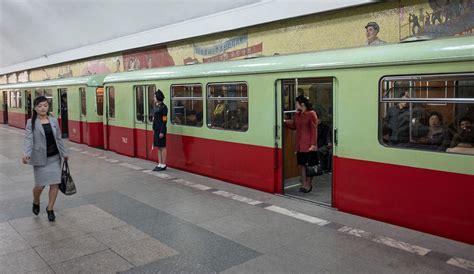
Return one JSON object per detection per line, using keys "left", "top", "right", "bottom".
{"left": 334, "top": 128, "right": 338, "bottom": 146}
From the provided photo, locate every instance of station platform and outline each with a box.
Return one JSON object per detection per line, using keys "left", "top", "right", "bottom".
{"left": 0, "top": 124, "right": 473, "bottom": 273}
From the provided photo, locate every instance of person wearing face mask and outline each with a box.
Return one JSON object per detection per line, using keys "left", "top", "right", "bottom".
{"left": 284, "top": 95, "right": 318, "bottom": 193}
{"left": 22, "top": 96, "right": 69, "bottom": 222}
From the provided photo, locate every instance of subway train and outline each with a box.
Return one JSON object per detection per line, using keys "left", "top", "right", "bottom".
{"left": 1, "top": 36, "right": 473, "bottom": 244}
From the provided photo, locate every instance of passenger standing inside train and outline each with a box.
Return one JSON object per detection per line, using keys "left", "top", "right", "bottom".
{"left": 384, "top": 94, "right": 410, "bottom": 145}
{"left": 152, "top": 90, "right": 168, "bottom": 171}
{"left": 284, "top": 95, "right": 318, "bottom": 193}
{"left": 22, "top": 96, "right": 68, "bottom": 222}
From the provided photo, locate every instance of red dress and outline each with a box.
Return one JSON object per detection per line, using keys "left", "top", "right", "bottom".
{"left": 285, "top": 110, "right": 318, "bottom": 152}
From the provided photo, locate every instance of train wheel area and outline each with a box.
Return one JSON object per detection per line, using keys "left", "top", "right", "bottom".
{"left": 1, "top": 125, "right": 473, "bottom": 273}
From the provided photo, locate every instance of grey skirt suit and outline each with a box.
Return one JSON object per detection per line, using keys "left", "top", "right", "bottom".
{"left": 23, "top": 117, "right": 68, "bottom": 186}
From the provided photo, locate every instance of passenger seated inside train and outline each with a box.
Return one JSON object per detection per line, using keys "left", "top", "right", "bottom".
{"left": 449, "top": 117, "right": 473, "bottom": 148}
{"left": 446, "top": 126, "right": 474, "bottom": 155}
{"left": 211, "top": 97, "right": 226, "bottom": 128}
{"left": 173, "top": 101, "right": 185, "bottom": 124}
{"left": 186, "top": 110, "right": 199, "bottom": 126}
{"left": 413, "top": 112, "right": 450, "bottom": 150}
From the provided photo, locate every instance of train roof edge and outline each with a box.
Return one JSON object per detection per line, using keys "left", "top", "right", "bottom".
{"left": 0, "top": 74, "right": 107, "bottom": 90}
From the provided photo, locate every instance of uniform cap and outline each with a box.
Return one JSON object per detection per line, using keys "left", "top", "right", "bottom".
{"left": 365, "top": 22, "right": 380, "bottom": 32}
{"left": 155, "top": 89, "right": 165, "bottom": 101}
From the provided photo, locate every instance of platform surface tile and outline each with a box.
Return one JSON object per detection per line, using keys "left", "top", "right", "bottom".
{"left": 0, "top": 124, "right": 473, "bottom": 274}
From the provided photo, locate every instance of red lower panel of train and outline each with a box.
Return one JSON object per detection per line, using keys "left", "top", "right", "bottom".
{"left": 0, "top": 111, "right": 6, "bottom": 124}
{"left": 333, "top": 156, "right": 474, "bottom": 244}
{"left": 105, "top": 125, "right": 280, "bottom": 193}
{"left": 69, "top": 120, "right": 103, "bottom": 148}
{"left": 7, "top": 112, "right": 26, "bottom": 129}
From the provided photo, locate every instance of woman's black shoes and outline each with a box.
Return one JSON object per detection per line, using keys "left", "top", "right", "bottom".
{"left": 46, "top": 208, "right": 55, "bottom": 222}
{"left": 32, "top": 203, "right": 40, "bottom": 215}
{"left": 301, "top": 186, "right": 313, "bottom": 193}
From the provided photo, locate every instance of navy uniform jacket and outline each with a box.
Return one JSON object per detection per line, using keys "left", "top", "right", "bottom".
{"left": 153, "top": 103, "right": 168, "bottom": 134}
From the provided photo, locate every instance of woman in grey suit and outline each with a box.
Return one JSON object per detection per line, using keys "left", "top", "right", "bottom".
{"left": 22, "top": 96, "right": 68, "bottom": 222}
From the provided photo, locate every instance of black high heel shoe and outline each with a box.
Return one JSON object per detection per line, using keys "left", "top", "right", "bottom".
{"left": 32, "top": 203, "right": 40, "bottom": 216}
{"left": 302, "top": 186, "right": 313, "bottom": 193}
{"left": 46, "top": 208, "right": 55, "bottom": 222}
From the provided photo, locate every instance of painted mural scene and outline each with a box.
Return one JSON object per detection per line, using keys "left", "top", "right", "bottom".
{"left": 0, "top": 0, "right": 473, "bottom": 273}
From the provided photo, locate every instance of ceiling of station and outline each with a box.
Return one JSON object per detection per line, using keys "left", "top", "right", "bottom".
{"left": 0, "top": 0, "right": 259, "bottom": 68}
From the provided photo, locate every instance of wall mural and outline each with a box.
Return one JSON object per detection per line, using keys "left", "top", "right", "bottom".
{"left": 7, "top": 0, "right": 473, "bottom": 82}
{"left": 123, "top": 47, "right": 174, "bottom": 71}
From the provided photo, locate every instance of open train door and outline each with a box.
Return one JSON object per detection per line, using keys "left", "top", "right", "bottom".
{"left": 1, "top": 91, "right": 7, "bottom": 124}
{"left": 58, "top": 88, "right": 68, "bottom": 138}
{"left": 133, "top": 85, "right": 156, "bottom": 160}
{"left": 279, "top": 77, "right": 334, "bottom": 206}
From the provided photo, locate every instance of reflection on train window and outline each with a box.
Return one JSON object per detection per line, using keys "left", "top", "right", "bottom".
{"left": 147, "top": 86, "right": 156, "bottom": 123}
{"left": 380, "top": 74, "right": 474, "bottom": 155}
{"left": 35, "top": 89, "right": 53, "bottom": 113}
{"left": 134, "top": 85, "right": 156, "bottom": 123}
{"left": 107, "top": 86, "right": 115, "bottom": 119}
{"left": 96, "top": 88, "right": 104, "bottom": 116}
{"left": 171, "top": 84, "right": 203, "bottom": 127}
{"left": 80, "top": 88, "right": 86, "bottom": 116}
{"left": 207, "top": 83, "right": 248, "bottom": 131}
{"left": 135, "top": 86, "right": 145, "bottom": 122}
{"left": 9, "top": 90, "right": 21, "bottom": 108}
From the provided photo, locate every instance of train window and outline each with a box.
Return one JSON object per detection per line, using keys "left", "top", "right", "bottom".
{"left": 147, "top": 85, "right": 156, "bottom": 123}
{"left": 380, "top": 74, "right": 474, "bottom": 155}
{"left": 135, "top": 86, "right": 145, "bottom": 122}
{"left": 9, "top": 90, "right": 22, "bottom": 109}
{"left": 80, "top": 88, "right": 86, "bottom": 116}
{"left": 171, "top": 84, "right": 203, "bottom": 127}
{"left": 96, "top": 88, "right": 104, "bottom": 116}
{"left": 207, "top": 82, "right": 248, "bottom": 131}
{"left": 108, "top": 87, "right": 115, "bottom": 119}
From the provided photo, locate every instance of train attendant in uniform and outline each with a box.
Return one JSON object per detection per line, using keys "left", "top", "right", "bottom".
{"left": 284, "top": 95, "right": 318, "bottom": 193}
{"left": 22, "top": 96, "right": 68, "bottom": 222}
{"left": 152, "top": 89, "right": 168, "bottom": 171}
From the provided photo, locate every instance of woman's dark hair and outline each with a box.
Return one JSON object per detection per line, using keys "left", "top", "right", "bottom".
{"left": 31, "top": 96, "right": 49, "bottom": 130}
{"left": 429, "top": 111, "right": 443, "bottom": 123}
{"left": 295, "top": 95, "right": 313, "bottom": 111}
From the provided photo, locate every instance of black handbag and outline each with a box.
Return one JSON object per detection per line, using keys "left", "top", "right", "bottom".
{"left": 59, "top": 160, "right": 77, "bottom": 195}
{"left": 305, "top": 152, "right": 323, "bottom": 177}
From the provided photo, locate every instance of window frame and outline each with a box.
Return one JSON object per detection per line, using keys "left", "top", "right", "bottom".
{"left": 378, "top": 72, "right": 474, "bottom": 154}
{"left": 79, "top": 87, "right": 86, "bottom": 116}
{"left": 170, "top": 83, "right": 203, "bottom": 127}
{"left": 206, "top": 81, "right": 249, "bottom": 132}
{"left": 107, "top": 86, "right": 115, "bottom": 119}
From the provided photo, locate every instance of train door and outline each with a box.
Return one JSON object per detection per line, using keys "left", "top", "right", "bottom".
{"left": 104, "top": 86, "right": 114, "bottom": 150}
{"left": 79, "top": 87, "right": 87, "bottom": 143}
{"left": 58, "top": 88, "right": 68, "bottom": 138}
{"left": 95, "top": 87, "right": 105, "bottom": 148}
{"left": 1, "top": 91, "right": 7, "bottom": 123}
{"left": 133, "top": 85, "right": 156, "bottom": 160}
{"left": 280, "top": 78, "right": 334, "bottom": 206}
{"left": 25, "top": 90, "right": 32, "bottom": 120}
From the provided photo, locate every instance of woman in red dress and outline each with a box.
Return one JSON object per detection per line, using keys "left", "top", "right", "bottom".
{"left": 284, "top": 95, "right": 318, "bottom": 193}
